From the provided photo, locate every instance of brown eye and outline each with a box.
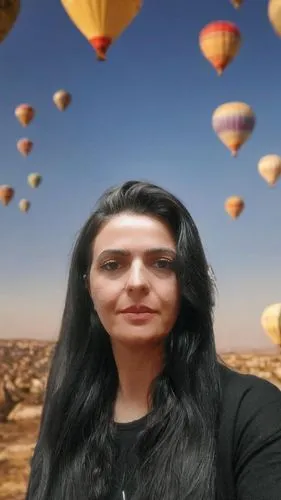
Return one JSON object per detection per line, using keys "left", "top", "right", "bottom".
{"left": 154, "top": 259, "right": 174, "bottom": 269}
{"left": 101, "top": 261, "right": 120, "bottom": 271}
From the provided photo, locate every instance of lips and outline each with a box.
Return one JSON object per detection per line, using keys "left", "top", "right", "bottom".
{"left": 120, "top": 305, "right": 156, "bottom": 314}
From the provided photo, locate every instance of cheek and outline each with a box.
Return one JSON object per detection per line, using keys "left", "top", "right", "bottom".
{"left": 90, "top": 280, "right": 119, "bottom": 315}
{"left": 162, "top": 300, "right": 179, "bottom": 326}
{"left": 159, "top": 282, "right": 180, "bottom": 319}
{"left": 90, "top": 287, "right": 115, "bottom": 332}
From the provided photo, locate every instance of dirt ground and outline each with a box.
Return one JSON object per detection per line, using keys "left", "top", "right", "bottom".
{"left": 0, "top": 419, "right": 39, "bottom": 500}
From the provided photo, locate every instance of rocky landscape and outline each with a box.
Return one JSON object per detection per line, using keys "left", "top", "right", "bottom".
{"left": 0, "top": 339, "right": 281, "bottom": 499}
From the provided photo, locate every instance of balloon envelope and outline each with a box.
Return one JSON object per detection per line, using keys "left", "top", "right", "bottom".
{"left": 230, "top": 0, "right": 243, "bottom": 8}
{"left": 0, "top": 0, "right": 20, "bottom": 43}
{"left": 268, "top": 0, "right": 281, "bottom": 37}
{"left": 19, "top": 199, "right": 31, "bottom": 213}
{"left": 15, "top": 104, "right": 35, "bottom": 127}
{"left": 199, "top": 21, "right": 241, "bottom": 75}
{"left": 28, "top": 173, "right": 42, "bottom": 188}
{"left": 17, "top": 138, "right": 33, "bottom": 156}
{"left": 258, "top": 154, "right": 281, "bottom": 186}
{"left": 53, "top": 90, "right": 72, "bottom": 111}
{"left": 0, "top": 185, "right": 14, "bottom": 206}
{"left": 60, "top": 0, "right": 142, "bottom": 60}
{"left": 224, "top": 196, "right": 245, "bottom": 219}
{"left": 212, "top": 102, "right": 256, "bottom": 156}
{"left": 261, "top": 303, "right": 281, "bottom": 346}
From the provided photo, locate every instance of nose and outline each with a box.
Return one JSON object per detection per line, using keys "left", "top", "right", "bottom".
{"left": 125, "top": 261, "right": 149, "bottom": 295}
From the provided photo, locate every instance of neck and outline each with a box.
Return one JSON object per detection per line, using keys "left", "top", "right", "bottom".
{"left": 112, "top": 340, "right": 164, "bottom": 423}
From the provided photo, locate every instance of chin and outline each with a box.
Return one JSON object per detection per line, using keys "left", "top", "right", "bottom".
{"left": 112, "top": 330, "right": 166, "bottom": 346}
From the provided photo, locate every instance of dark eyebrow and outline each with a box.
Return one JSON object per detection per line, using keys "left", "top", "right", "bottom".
{"left": 146, "top": 248, "right": 176, "bottom": 257}
{"left": 96, "top": 248, "right": 176, "bottom": 262}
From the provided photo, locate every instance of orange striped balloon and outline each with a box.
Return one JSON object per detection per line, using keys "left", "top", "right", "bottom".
{"left": 61, "top": 0, "right": 142, "bottom": 61}
{"left": 199, "top": 21, "right": 241, "bottom": 75}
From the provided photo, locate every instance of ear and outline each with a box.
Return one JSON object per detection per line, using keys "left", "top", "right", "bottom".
{"left": 83, "top": 273, "right": 89, "bottom": 289}
{"left": 83, "top": 273, "right": 95, "bottom": 309}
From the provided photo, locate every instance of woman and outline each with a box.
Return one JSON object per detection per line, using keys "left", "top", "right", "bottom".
{"left": 26, "top": 180, "right": 281, "bottom": 500}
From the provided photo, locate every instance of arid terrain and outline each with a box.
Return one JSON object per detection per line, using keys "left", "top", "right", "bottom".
{"left": 0, "top": 339, "right": 280, "bottom": 499}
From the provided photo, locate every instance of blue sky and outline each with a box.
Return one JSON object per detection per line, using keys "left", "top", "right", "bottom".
{"left": 0, "top": 0, "right": 280, "bottom": 351}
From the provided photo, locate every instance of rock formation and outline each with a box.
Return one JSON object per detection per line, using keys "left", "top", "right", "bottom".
{"left": 0, "top": 340, "right": 54, "bottom": 422}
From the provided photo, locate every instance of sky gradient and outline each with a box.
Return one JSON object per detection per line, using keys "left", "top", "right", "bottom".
{"left": 0, "top": 0, "right": 280, "bottom": 352}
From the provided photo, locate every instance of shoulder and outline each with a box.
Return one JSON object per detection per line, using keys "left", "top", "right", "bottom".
{"left": 219, "top": 361, "right": 281, "bottom": 412}
{"left": 219, "top": 362, "right": 281, "bottom": 428}
{"left": 219, "top": 362, "right": 281, "bottom": 461}
{"left": 218, "top": 362, "right": 281, "bottom": 498}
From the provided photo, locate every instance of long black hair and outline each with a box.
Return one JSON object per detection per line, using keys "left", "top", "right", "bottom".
{"left": 26, "top": 180, "right": 222, "bottom": 500}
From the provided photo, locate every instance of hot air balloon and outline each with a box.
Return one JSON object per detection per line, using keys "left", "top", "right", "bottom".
{"left": 212, "top": 102, "right": 256, "bottom": 157}
{"left": 230, "top": 0, "right": 243, "bottom": 8}
{"left": 19, "top": 199, "right": 31, "bottom": 213}
{"left": 60, "top": 0, "right": 142, "bottom": 61}
{"left": 268, "top": 0, "right": 281, "bottom": 37}
{"left": 258, "top": 154, "right": 281, "bottom": 186}
{"left": 199, "top": 21, "right": 241, "bottom": 76}
{"left": 17, "top": 138, "right": 33, "bottom": 157}
{"left": 224, "top": 196, "right": 245, "bottom": 219}
{"left": 0, "top": 185, "right": 14, "bottom": 206}
{"left": 261, "top": 303, "right": 281, "bottom": 347}
{"left": 53, "top": 90, "right": 72, "bottom": 111}
{"left": 28, "top": 173, "right": 42, "bottom": 188}
{"left": 15, "top": 104, "right": 35, "bottom": 127}
{"left": 0, "top": 0, "right": 20, "bottom": 43}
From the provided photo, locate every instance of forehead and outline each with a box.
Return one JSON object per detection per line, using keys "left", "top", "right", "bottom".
{"left": 92, "top": 213, "right": 175, "bottom": 255}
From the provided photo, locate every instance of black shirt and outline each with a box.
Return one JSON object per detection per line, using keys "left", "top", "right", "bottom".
{"left": 107, "top": 364, "right": 281, "bottom": 499}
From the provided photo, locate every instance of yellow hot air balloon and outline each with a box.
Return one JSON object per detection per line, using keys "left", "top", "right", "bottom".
{"left": 60, "top": 0, "right": 142, "bottom": 61}
{"left": 53, "top": 90, "right": 72, "bottom": 111}
{"left": 19, "top": 199, "right": 31, "bottom": 213}
{"left": 0, "top": 0, "right": 20, "bottom": 43}
{"left": 28, "top": 173, "right": 42, "bottom": 188}
{"left": 258, "top": 154, "right": 281, "bottom": 186}
{"left": 0, "top": 185, "right": 14, "bottom": 206}
{"left": 261, "top": 303, "right": 281, "bottom": 346}
{"left": 15, "top": 104, "right": 35, "bottom": 127}
{"left": 268, "top": 0, "right": 281, "bottom": 37}
{"left": 212, "top": 102, "right": 256, "bottom": 157}
{"left": 199, "top": 21, "right": 241, "bottom": 76}
{"left": 17, "top": 138, "right": 33, "bottom": 156}
{"left": 224, "top": 196, "right": 245, "bottom": 219}
{"left": 230, "top": 0, "right": 243, "bottom": 8}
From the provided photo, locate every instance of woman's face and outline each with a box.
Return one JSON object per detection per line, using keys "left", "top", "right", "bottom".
{"left": 89, "top": 213, "right": 180, "bottom": 346}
